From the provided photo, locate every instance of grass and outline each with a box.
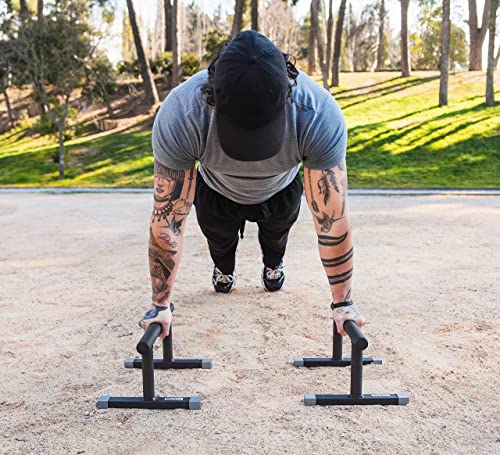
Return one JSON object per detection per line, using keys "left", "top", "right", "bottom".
{"left": 0, "top": 71, "right": 499, "bottom": 188}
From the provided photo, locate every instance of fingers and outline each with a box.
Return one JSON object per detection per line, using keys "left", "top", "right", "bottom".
{"left": 159, "top": 321, "right": 171, "bottom": 339}
{"left": 332, "top": 305, "right": 366, "bottom": 336}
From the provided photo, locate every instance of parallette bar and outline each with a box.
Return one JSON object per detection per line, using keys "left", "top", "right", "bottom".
{"left": 124, "top": 358, "right": 212, "bottom": 369}
{"left": 294, "top": 356, "right": 382, "bottom": 368}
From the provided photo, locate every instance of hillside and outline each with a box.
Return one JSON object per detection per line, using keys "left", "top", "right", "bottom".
{"left": 0, "top": 71, "right": 499, "bottom": 188}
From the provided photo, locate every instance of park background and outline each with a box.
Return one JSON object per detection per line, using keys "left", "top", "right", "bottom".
{"left": 0, "top": 0, "right": 499, "bottom": 189}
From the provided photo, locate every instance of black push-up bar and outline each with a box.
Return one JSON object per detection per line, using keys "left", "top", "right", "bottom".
{"left": 295, "top": 317, "right": 409, "bottom": 406}
{"left": 97, "top": 304, "right": 211, "bottom": 410}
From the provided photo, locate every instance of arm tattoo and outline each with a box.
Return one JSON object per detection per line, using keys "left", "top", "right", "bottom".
{"left": 321, "top": 247, "right": 353, "bottom": 267}
{"left": 308, "top": 168, "right": 319, "bottom": 213}
{"left": 149, "top": 227, "right": 176, "bottom": 303}
{"left": 318, "top": 232, "right": 348, "bottom": 246}
{"left": 327, "top": 267, "right": 353, "bottom": 286}
{"left": 317, "top": 169, "right": 340, "bottom": 205}
{"left": 315, "top": 211, "right": 344, "bottom": 233}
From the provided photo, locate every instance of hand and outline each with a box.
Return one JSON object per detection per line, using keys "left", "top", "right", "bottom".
{"left": 331, "top": 303, "right": 366, "bottom": 336}
{"left": 139, "top": 304, "right": 172, "bottom": 339}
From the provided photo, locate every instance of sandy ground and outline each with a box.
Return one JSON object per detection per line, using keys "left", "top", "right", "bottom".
{"left": 0, "top": 193, "right": 498, "bottom": 455}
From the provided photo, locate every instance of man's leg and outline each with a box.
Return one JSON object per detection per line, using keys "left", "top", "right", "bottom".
{"left": 194, "top": 172, "right": 241, "bottom": 276}
{"left": 257, "top": 172, "right": 303, "bottom": 288}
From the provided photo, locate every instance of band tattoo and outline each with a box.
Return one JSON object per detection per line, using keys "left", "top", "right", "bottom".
{"left": 149, "top": 227, "right": 177, "bottom": 303}
{"left": 321, "top": 247, "right": 354, "bottom": 267}
{"left": 318, "top": 232, "right": 348, "bottom": 246}
{"left": 140, "top": 304, "right": 169, "bottom": 326}
{"left": 327, "top": 267, "right": 353, "bottom": 286}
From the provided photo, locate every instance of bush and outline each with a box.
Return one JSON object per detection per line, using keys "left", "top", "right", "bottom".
{"left": 117, "top": 59, "right": 141, "bottom": 77}
{"left": 181, "top": 53, "right": 200, "bottom": 77}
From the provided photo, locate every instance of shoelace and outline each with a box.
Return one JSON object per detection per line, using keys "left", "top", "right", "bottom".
{"left": 214, "top": 269, "right": 234, "bottom": 284}
{"left": 265, "top": 264, "right": 285, "bottom": 280}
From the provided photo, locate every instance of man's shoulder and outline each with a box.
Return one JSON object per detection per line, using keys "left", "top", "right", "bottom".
{"left": 167, "top": 69, "right": 209, "bottom": 114}
{"left": 292, "top": 70, "right": 335, "bottom": 112}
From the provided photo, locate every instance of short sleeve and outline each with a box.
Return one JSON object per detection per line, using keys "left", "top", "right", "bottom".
{"left": 152, "top": 91, "right": 199, "bottom": 170}
{"left": 300, "top": 97, "right": 347, "bottom": 169}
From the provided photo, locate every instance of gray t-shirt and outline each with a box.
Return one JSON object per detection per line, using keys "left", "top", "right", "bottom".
{"left": 152, "top": 69, "right": 347, "bottom": 204}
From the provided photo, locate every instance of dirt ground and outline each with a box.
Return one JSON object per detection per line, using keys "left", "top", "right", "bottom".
{"left": 0, "top": 193, "right": 498, "bottom": 455}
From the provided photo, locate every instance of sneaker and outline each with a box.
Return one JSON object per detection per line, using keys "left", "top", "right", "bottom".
{"left": 262, "top": 261, "right": 286, "bottom": 292}
{"left": 212, "top": 266, "right": 236, "bottom": 293}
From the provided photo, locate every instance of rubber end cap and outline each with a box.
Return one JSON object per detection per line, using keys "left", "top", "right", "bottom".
{"left": 124, "top": 357, "right": 136, "bottom": 368}
{"left": 397, "top": 393, "right": 410, "bottom": 405}
{"left": 189, "top": 396, "right": 202, "bottom": 410}
{"left": 304, "top": 393, "right": 316, "bottom": 406}
{"left": 96, "top": 396, "right": 109, "bottom": 409}
{"left": 202, "top": 359, "right": 212, "bottom": 369}
{"left": 293, "top": 357, "right": 304, "bottom": 367}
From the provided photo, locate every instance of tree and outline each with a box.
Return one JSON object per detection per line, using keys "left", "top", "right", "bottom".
{"left": 83, "top": 54, "right": 118, "bottom": 118}
{"left": 0, "top": 40, "right": 15, "bottom": 129}
{"left": 439, "top": 0, "right": 451, "bottom": 106}
{"left": 232, "top": 0, "right": 246, "bottom": 38}
{"left": 171, "top": 0, "right": 180, "bottom": 87}
{"left": 308, "top": 1, "right": 316, "bottom": 73}
{"left": 37, "top": 0, "right": 43, "bottom": 20}
{"left": 376, "top": 0, "right": 385, "bottom": 70}
{"left": 251, "top": 0, "right": 258, "bottom": 31}
{"left": 164, "top": 0, "right": 173, "bottom": 51}
{"left": 125, "top": 0, "right": 159, "bottom": 106}
{"left": 401, "top": 0, "right": 411, "bottom": 77}
{"left": 121, "top": 9, "right": 136, "bottom": 61}
{"left": 468, "top": 0, "right": 491, "bottom": 71}
{"left": 311, "top": 0, "right": 328, "bottom": 88}
{"left": 12, "top": 3, "right": 94, "bottom": 178}
{"left": 486, "top": 0, "right": 498, "bottom": 105}
{"left": 332, "top": 0, "right": 347, "bottom": 86}
{"left": 410, "top": 4, "right": 467, "bottom": 70}
{"left": 325, "top": 0, "right": 334, "bottom": 81}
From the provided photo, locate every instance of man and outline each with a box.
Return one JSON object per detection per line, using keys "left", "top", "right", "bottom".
{"left": 140, "top": 31, "right": 365, "bottom": 339}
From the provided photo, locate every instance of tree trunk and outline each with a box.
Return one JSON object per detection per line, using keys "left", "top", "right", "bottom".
{"left": 232, "top": 0, "right": 246, "bottom": 38}
{"left": 57, "top": 120, "right": 65, "bottom": 179}
{"left": 468, "top": 0, "right": 491, "bottom": 71}
{"left": 486, "top": 0, "right": 498, "bottom": 105}
{"left": 105, "top": 99, "right": 114, "bottom": 119}
{"left": 325, "top": 0, "right": 334, "bottom": 81}
{"left": 164, "top": 0, "right": 173, "bottom": 52}
{"left": 308, "top": 1, "right": 317, "bottom": 74}
{"left": 439, "top": 0, "right": 451, "bottom": 106}
{"left": 401, "top": 0, "right": 411, "bottom": 77}
{"left": 251, "top": 0, "right": 258, "bottom": 31}
{"left": 3, "top": 89, "right": 15, "bottom": 129}
{"left": 37, "top": 0, "right": 43, "bottom": 20}
{"left": 126, "top": 0, "right": 159, "bottom": 106}
{"left": 171, "top": 0, "right": 181, "bottom": 88}
{"left": 331, "top": 0, "right": 346, "bottom": 87}
{"left": 494, "top": 44, "right": 500, "bottom": 67}
{"left": 311, "top": 0, "right": 328, "bottom": 88}
{"left": 376, "top": 0, "right": 385, "bottom": 71}
{"left": 19, "top": 0, "right": 29, "bottom": 18}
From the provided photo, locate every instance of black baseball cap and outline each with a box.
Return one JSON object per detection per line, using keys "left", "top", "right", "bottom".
{"left": 213, "top": 30, "right": 289, "bottom": 162}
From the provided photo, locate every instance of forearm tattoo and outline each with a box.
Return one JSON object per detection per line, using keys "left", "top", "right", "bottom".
{"left": 149, "top": 161, "right": 193, "bottom": 304}
{"left": 321, "top": 247, "right": 353, "bottom": 267}
{"left": 327, "top": 267, "right": 353, "bottom": 286}
{"left": 149, "top": 227, "right": 176, "bottom": 303}
{"left": 333, "top": 305, "right": 361, "bottom": 319}
{"left": 308, "top": 165, "right": 347, "bottom": 233}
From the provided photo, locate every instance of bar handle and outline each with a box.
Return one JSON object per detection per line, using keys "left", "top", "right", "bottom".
{"left": 343, "top": 320, "right": 368, "bottom": 351}
{"left": 137, "top": 323, "right": 162, "bottom": 355}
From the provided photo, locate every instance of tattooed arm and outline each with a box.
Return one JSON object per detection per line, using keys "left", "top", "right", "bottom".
{"left": 139, "top": 160, "right": 196, "bottom": 338}
{"left": 304, "top": 161, "right": 365, "bottom": 336}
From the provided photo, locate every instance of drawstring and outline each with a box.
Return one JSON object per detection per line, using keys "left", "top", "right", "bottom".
{"left": 239, "top": 219, "right": 246, "bottom": 239}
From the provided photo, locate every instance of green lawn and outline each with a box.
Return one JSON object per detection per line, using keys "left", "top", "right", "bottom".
{"left": 0, "top": 71, "right": 499, "bottom": 188}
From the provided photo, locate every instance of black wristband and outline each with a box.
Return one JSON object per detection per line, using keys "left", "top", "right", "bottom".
{"left": 153, "top": 302, "right": 175, "bottom": 312}
{"left": 331, "top": 301, "right": 353, "bottom": 310}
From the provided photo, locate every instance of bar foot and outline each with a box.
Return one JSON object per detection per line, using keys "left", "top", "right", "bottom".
{"left": 294, "top": 356, "right": 383, "bottom": 368}
{"left": 97, "top": 396, "right": 202, "bottom": 410}
{"left": 304, "top": 393, "right": 410, "bottom": 406}
{"left": 124, "top": 358, "right": 212, "bottom": 369}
